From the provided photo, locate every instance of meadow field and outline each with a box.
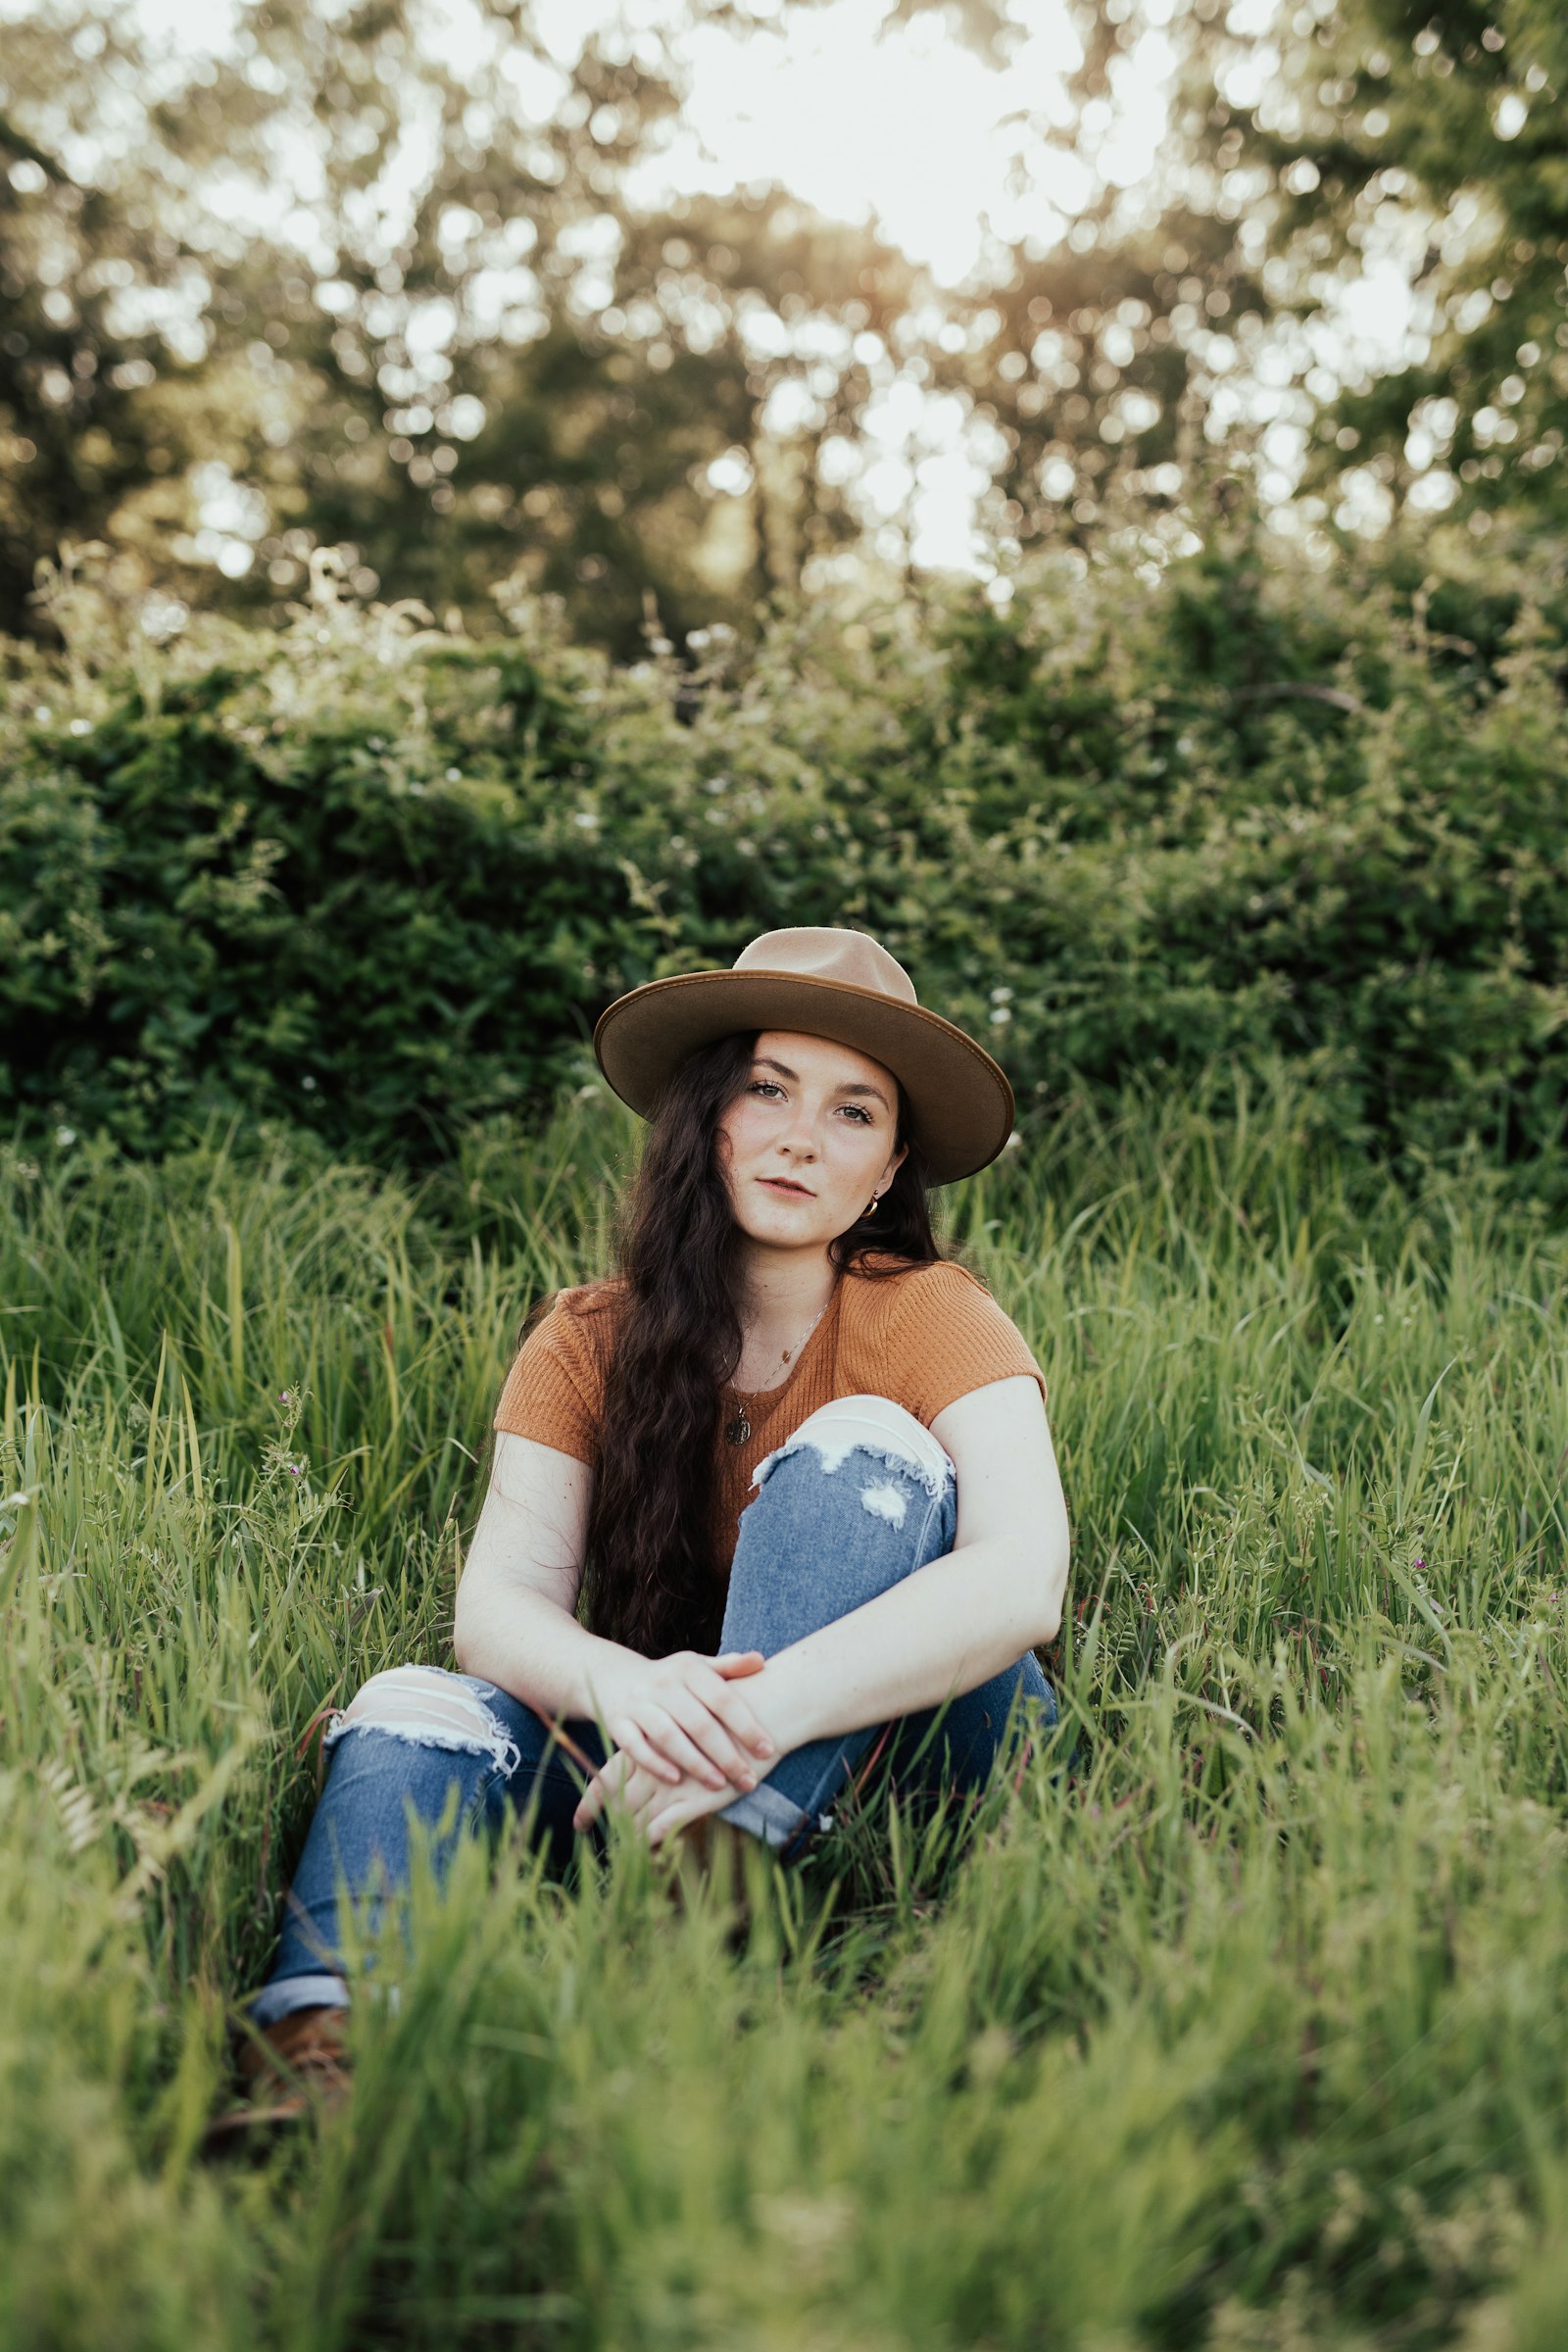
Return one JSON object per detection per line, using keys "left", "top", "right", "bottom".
{"left": 5, "top": 1069, "right": 1568, "bottom": 2350}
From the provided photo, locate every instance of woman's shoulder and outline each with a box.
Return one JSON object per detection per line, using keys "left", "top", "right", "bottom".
{"left": 840, "top": 1253, "right": 1042, "bottom": 1421}
{"left": 525, "top": 1276, "right": 624, "bottom": 1361}
{"left": 840, "top": 1253, "right": 1012, "bottom": 1354}
{"left": 550, "top": 1274, "right": 626, "bottom": 1323}
{"left": 843, "top": 1253, "right": 996, "bottom": 1317}
{"left": 495, "top": 1278, "right": 623, "bottom": 1451}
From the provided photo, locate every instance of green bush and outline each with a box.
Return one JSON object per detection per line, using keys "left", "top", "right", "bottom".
{"left": 4, "top": 531, "right": 1567, "bottom": 1171}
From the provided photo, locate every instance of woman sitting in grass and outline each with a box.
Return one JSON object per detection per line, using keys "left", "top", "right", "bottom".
{"left": 228, "top": 927, "right": 1071, "bottom": 2126}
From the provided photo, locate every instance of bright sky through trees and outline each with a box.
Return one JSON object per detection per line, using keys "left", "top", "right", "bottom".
{"left": 105, "top": 0, "right": 1190, "bottom": 570}
{"left": 632, "top": 0, "right": 1134, "bottom": 289}
{"left": 11, "top": 0, "right": 1557, "bottom": 633}
{"left": 123, "top": 0, "right": 1136, "bottom": 288}
{"left": 102, "top": 0, "right": 1444, "bottom": 569}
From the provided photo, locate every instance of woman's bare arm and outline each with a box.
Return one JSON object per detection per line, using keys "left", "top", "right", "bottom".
{"left": 454, "top": 1433, "right": 775, "bottom": 1789}
{"left": 577, "top": 1376, "right": 1071, "bottom": 1837}
{"left": 452, "top": 1432, "right": 602, "bottom": 1713}
{"left": 733, "top": 1374, "right": 1069, "bottom": 1753}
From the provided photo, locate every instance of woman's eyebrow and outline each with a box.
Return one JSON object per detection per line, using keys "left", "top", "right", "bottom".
{"left": 753, "top": 1056, "right": 891, "bottom": 1110}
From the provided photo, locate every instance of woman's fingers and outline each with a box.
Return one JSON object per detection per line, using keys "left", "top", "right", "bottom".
{"left": 572, "top": 1780, "right": 604, "bottom": 1832}
{"left": 593, "top": 1652, "right": 778, "bottom": 1813}
{"left": 632, "top": 1777, "right": 681, "bottom": 1835}
{"left": 609, "top": 1698, "right": 742, "bottom": 1790}
{"left": 696, "top": 1674, "right": 776, "bottom": 1760}
{"left": 605, "top": 1718, "right": 681, "bottom": 1785}
{"left": 644, "top": 1786, "right": 731, "bottom": 1846}
{"left": 641, "top": 1704, "right": 731, "bottom": 1789}
{"left": 678, "top": 1656, "right": 775, "bottom": 1762}
{"left": 573, "top": 1747, "right": 633, "bottom": 1831}
{"left": 664, "top": 1691, "right": 758, "bottom": 1789}
{"left": 579, "top": 1760, "right": 710, "bottom": 1839}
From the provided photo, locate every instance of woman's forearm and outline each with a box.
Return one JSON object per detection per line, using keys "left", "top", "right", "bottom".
{"left": 750, "top": 1540, "right": 1065, "bottom": 1753}
{"left": 453, "top": 1580, "right": 631, "bottom": 1726}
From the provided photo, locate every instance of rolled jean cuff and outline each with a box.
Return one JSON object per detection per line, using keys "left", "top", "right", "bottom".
{"left": 720, "top": 1776, "right": 830, "bottom": 1852}
{"left": 247, "top": 1971, "right": 350, "bottom": 2029}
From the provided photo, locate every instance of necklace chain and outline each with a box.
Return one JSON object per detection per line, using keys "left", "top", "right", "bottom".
{"left": 723, "top": 1298, "right": 830, "bottom": 1446}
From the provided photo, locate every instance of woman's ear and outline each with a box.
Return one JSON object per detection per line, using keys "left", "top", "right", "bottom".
{"left": 882, "top": 1141, "right": 908, "bottom": 1191}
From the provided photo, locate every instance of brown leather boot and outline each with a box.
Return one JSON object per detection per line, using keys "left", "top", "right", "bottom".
{"left": 205, "top": 2005, "right": 352, "bottom": 2148}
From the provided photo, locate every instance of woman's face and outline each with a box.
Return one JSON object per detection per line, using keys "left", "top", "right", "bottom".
{"left": 715, "top": 1029, "right": 907, "bottom": 1254}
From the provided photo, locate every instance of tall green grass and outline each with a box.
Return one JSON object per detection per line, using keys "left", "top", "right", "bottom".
{"left": 3, "top": 1071, "right": 1567, "bottom": 2347}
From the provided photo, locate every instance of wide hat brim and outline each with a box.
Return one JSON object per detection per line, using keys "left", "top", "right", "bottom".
{"left": 593, "top": 969, "right": 1014, "bottom": 1185}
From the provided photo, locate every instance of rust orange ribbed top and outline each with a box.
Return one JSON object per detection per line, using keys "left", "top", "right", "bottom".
{"left": 493, "top": 1257, "right": 1044, "bottom": 1582}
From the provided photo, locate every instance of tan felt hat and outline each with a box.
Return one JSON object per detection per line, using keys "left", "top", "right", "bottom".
{"left": 593, "top": 927, "right": 1014, "bottom": 1185}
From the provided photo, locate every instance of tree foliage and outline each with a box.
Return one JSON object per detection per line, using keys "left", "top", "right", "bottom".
{"left": 4, "top": 0, "right": 1565, "bottom": 654}
{"left": 0, "top": 0, "right": 921, "bottom": 650}
{"left": 1084, "top": 0, "right": 1568, "bottom": 539}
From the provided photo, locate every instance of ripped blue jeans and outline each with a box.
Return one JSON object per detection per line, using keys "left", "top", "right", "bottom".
{"left": 252, "top": 1395, "right": 1054, "bottom": 2029}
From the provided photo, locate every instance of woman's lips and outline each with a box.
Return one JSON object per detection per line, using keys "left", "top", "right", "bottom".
{"left": 759, "top": 1177, "right": 815, "bottom": 1198}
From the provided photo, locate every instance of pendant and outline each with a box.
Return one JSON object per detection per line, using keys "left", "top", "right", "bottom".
{"left": 724, "top": 1404, "right": 752, "bottom": 1447}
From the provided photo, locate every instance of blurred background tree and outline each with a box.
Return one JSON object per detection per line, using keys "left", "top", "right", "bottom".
{"left": 1, "top": 0, "right": 922, "bottom": 649}
{"left": 1, "top": 0, "right": 1563, "bottom": 656}
{"left": 1106, "top": 0, "right": 1568, "bottom": 545}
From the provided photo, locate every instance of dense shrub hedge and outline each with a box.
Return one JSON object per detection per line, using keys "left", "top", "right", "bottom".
{"left": 4, "top": 532, "right": 1567, "bottom": 1171}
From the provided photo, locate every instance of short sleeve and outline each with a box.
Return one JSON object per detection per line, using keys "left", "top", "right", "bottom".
{"left": 879, "top": 1260, "right": 1045, "bottom": 1427}
{"left": 492, "top": 1293, "right": 609, "bottom": 1466}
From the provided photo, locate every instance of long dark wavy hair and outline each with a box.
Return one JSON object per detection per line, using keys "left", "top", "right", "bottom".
{"left": 575, "top": 1030, "right": 940, "bottom": 1657}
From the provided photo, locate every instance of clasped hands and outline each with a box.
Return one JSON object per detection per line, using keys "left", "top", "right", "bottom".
{"left": 572, "top": 1647, "right": 778, "bottom": 1847}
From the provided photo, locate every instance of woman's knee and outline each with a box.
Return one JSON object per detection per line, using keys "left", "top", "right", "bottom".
{"left": 747, "top": 1392, "right": 958, "bottom": 1543}
{"left": 764, "top": 1394, "right": 954, "bottom": 1502}
{"left": 724, "top": 1399, "right": 956, "bottom": 1657}
{"left": 326, "top": 1664, "right": 525, "bottom": 1775}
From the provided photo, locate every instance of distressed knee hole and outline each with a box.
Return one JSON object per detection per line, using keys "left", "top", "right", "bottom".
{"left": 755, "top": 1394, "right": 954, "bottom": 1498}
{"left": 858, "top": 1481, "right": 908, "bottom": 1527}
{"left": 324, "top": 1666, "right": 520, "bottom": 1773}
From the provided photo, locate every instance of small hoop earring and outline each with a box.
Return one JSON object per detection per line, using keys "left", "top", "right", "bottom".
{"left": 866, "top": 1194, "right": 881, "bottom": 1218}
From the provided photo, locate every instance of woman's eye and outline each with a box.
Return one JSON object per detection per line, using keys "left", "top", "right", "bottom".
{"left": 839, "top": 1104, "right": 872, "bottom": 1124}
{"left": 750, "top": 1081, "right": 784, "bottom": 1100}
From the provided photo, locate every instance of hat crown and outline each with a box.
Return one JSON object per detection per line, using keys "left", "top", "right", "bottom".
{"left": 732, "top": 926, "right": 918, "bottom": 1006}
